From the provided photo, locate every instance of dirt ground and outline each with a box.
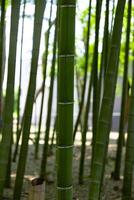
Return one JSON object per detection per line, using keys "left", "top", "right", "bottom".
{"left": 3, "top": 132, "right": 134, "bottom": 200}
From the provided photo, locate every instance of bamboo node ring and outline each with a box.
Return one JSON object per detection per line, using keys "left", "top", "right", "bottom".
{"left": 59, "top": 54, "right": 75, "bottom": 58}
{"left": 57, "top": 145, "right": 73, "bottom": 149}
{"left": 58, "top": 102, "right": 74, "bottom": 105}
{"left": 59, "top": 5, "right": 76, "bottom": 8}
{"left": 94, "top": 161, "right": 103, "bottom": 166}
{"left": 57, "top": 185, "right": 73, "bottom": 190}
{"left": 89, "top": 180, "right": 100, "bottom": 184}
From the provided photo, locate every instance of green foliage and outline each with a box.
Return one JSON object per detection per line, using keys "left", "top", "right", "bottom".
{"left": 80, "top": 6, "right": 95, "bottom": 45}
{"left": 0, "top": 0, "right": 11, "bottom": 8}
{"left": 76, "top": 6, "right": 95, "bottom": 76}
{"left": 76, "top": 43, "right": 94, "bottom": 76}
{"left": 77, "top": 3, "right": 134, "bottom": 83}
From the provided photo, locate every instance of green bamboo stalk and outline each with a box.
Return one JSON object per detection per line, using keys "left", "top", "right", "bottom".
{"left": 78, "top": 0, "right": 92, "bottom": 184}
{"left": 0, "top": 0, "right": 21, "bottom": 197}
{"left": 49, "top": 108, "right": 58, "bottom": 153}
{"left": 88, "top": 0, "right": 126, "bottom": 199}
{"left": 122, "top": 48, "right": 134, "bottom": 200}
{"left": 75, "top": 68, "right": 83, "bottom": 133}
{"left": 34, "top": 2, "right": 53, "bottom": 159}
{"left": 12, "top": 118, "right": 23, "bottom": 162}
{"left": 103, "top": 0, "right": 109, "bottom": 76}
{"left": 56, "top": 0, "right": 76, "bottom": 199}
{"left": 98, "top": 0, "right": 109, "bottom": 106}
{"left": 49, "top": 117, "right": 56, "bottom": 150}
{"left": 73, "top": 0, "right": 92, "bottom": 140}
{"left": 0, "top": 0, "right": 6, "bottom": 128}
{"left": 113, "top": 0, "right": 132, "bottom": 180}
{"left": 40, "top": 11, "right": 57, "bottom": 177}
{"left": 16, "top": 0, "right": 26, "bottom": 147}
{"left": 76, "top": 69, "right": 82, "bottom": 106}
{"left": 12, "top": 0, "right": 26, "bottom": 163}
{"left": 91, "top": 0, "right": 103, "bottom": 160}
{"left": 5, "top": 137, "right": 12, "bottom": 188}
{"left": 110, "top": 0, "right": 115, "bottom": 33}
{"left": 13, "top": 1, "right": 46, "bottom": 199}
{"left": 79, "top": 72, "right": 93, "bottom": 184}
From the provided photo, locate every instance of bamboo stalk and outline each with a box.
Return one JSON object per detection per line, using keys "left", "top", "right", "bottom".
{"left": 98, "top": 0, "right": 109, "bottom": 107}
{"left": 13, "top": 1, "right": 46, "bottom": 199}
{"left": 91, "top": 0, "right": 103, "bottom": 163}
{"left": 16, "top": 0, "right": 26, "bottom": 148}
{"left": 40, "top": 3, "right": 57, "bottom": 177}
{"left": 75, "top": 68, "right": 83, "bottom": 133}
{"left": 0, "top": 0, "right": 21, "bottom": 197}
{"left": 79, "top": 72, "right": 93, "bottom": 184}
{"left": 88, "top": 0, "right": 126, "bottom": 199}
{"left": 122, "top": 47, "right": 134, "bottom": 200}
{"left": 13, "top": 0, "right": 26, "bottom": 163}
{"left": 78, "top": 0, "right": 92, "bottom": 184}
{"left": 56, "top": 0, "right": 76, "bottom": 199}
{"left": 0, "top": 0, "right": 6, "bottom": 127}
{"left": 113, "top": 0, "right": 132, "bottom": 180}
{"left": 28, "top": 178, "right": 45, "bottom": 200}
{"left": 73, "top": 0, "right": 92, "bottom": 141}
{"left": 35, "top": 11, "right": 54, "bottom": 159}
{"left": 49, "top": 111, "right": 57, "bottom": 153}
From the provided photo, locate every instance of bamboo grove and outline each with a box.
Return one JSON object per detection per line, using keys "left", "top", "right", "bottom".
{"left": 0, "top": 0, "right": 134, "bottom": 199}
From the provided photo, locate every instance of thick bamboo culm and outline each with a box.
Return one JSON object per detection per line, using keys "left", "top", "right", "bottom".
{"left": 56, "top": 0, "right": 76, "bottom": 199}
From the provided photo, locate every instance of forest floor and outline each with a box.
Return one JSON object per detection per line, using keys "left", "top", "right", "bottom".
{"left": 3, "top": 131, "right": 134, "bottom": 200}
